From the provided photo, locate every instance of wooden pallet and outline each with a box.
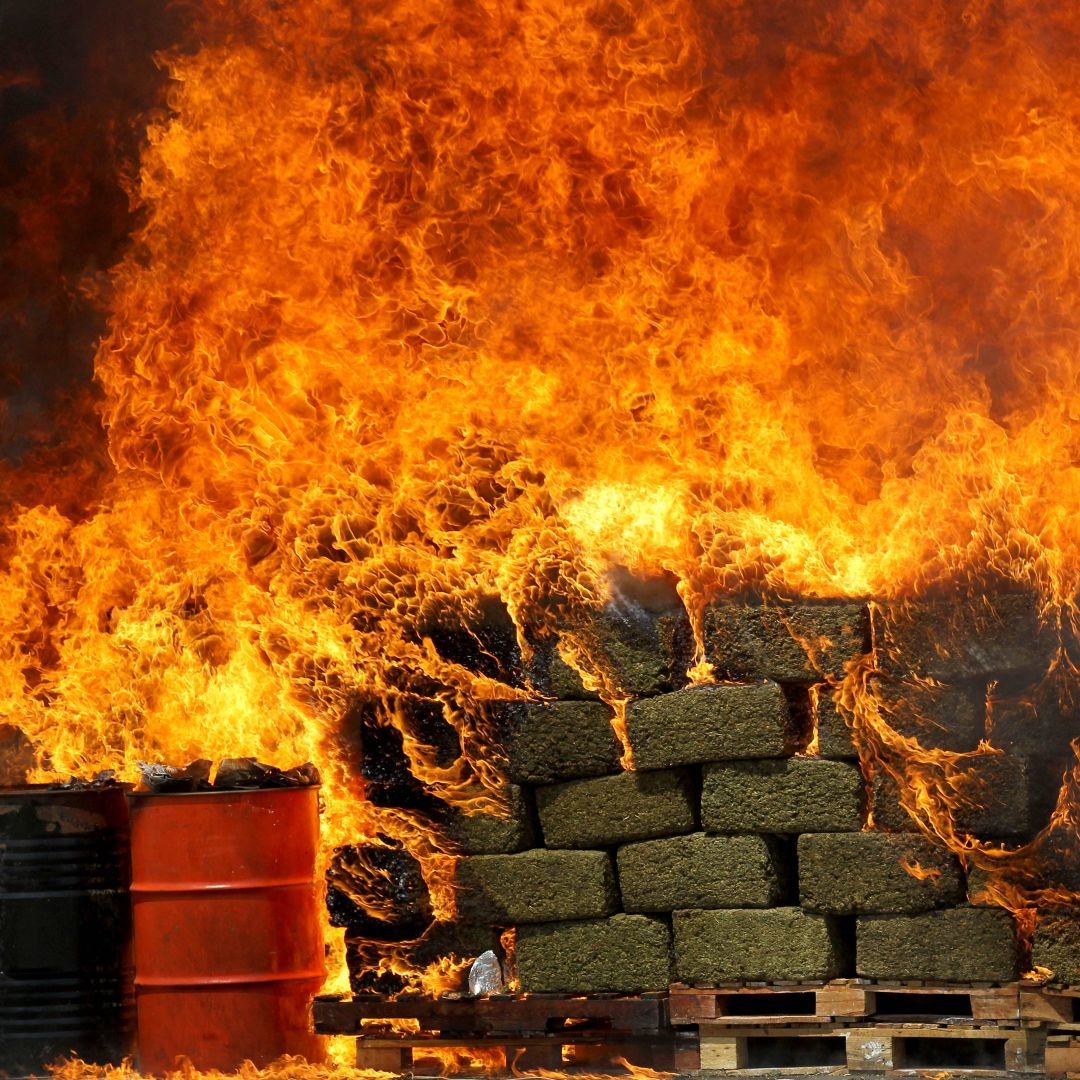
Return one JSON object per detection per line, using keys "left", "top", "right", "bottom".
{"left": 314, "top": 990, "right": 667, "bottom": 1035}
{"left": 314, "top": 992, "right": 674, "bottom": 1074}
{"left": 670, "top": 980, "right": 1021, "bottom": 1025}
{"left": 687, "top": 1020, "right": 1045, "bottom": 1074}
{"left": 1023, "top": 985, "right": 1080, "bottom": 1025}
{"left": 348, "top": 1031, "right": 689, "bottom": 1073}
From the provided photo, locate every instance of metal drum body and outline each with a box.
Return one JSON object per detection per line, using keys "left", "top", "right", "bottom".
{"left": 129, "top": 786, "right": 327, "bottom": 1073}
{"left": 0, "top": 785, "right": 135, "bottom": 1075}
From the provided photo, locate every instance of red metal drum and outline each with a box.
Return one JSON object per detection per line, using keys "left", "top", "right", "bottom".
{"left": 128, "top": 786, "right": 327, "bottom": 1073}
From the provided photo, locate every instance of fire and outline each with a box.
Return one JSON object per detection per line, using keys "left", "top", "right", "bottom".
{"left": 5, "top": 0, "right": 1080, "bottom": 1000}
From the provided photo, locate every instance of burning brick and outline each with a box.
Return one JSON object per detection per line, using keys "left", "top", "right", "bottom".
{"left": 1032, "top": 908, "right": 1080, "bottom": 983}
{"left": 346, "top": 921, "right": 501, "bottom": 995}
{"left": 498, "top": 701, "right": 621, "bottom": 785}
{"left": 701, "top": 758, "right": 864, "bottom": 833}
{"left": 798, "top": 832, "right": 963, "bottom": 914}
{"left": 325, "top": 842, "right": 433, "bottom": 938}
{"left": 869, "top": 756, "right": 1034, "bottom": 839}
{"left": 856, "top": 906, "right": 1019, "bottom": 981}
{"left": 704, "top": 600, "right": 869, "bottom": 681}
{"left": 516, "top": 914, "right": 672, "bottom": 992}
{"left": 442, "top": 783, "right": 536, "bottom": 855}
{"left": 625, "top": 682, "right": 797, "bottom": 769}
{"left": 562, "top": 577, "right": 694, "bottom": 697}
{"left": 673, "top": 907, "right": 849, "bottom": 982}
{"left": 869, "top": 675, "right": 985, "bottom": 752}
{"left": 420, "top": 598, "right": 522, "bottom": 684}
{"left": 873, "top": 592, "right": 1053, "bottom": 680}
{"left": 536, "top": 768, "right": 696, "bottom": 848}
{"left": 454, "top": 848, "right": 617, "bottom": 924}
{"left": 618, "top": 832, "right": 787, "bottom": 912}
{"left": 526, "top": 641, "right": 599, "bottom": 700}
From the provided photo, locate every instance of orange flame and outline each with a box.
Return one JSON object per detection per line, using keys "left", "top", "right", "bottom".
{"left": 7, "top": 0, "right": 1080, "bottom": 997}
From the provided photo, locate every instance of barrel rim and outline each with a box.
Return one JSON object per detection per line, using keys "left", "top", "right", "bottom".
{"left": 0, "top": 784, "right": 133, "bottom": 797}
{"left": 128, "top": 785, "right": 320, "bottom": 799}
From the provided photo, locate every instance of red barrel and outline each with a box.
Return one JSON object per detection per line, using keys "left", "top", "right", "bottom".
{"left": 128, "top": 787, "right": 327, "bottom": 1073}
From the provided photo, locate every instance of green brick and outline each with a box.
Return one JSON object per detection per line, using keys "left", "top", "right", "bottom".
{"left": 799, "top": 832, "right": 963, "bottom": 914}
{"left": 869, "top": 757, "right": 1033, "bottom": 839}
{"left": 702, "top": 758, "right": 864, "bottom": 833}
{"left": 704, "top": 601, "right": 869, "bottom": 680}
{"left": 537, "top": 768, "right": 696, "bottom": 849}
{"left": 811, "top": 684, "right": 858, "bottom": 759}
{"left": 873, "top": 592, "right": 1053, "bottom": 680}
{"left": 1033, "top": 909, "right": 1080, "bottom": 984}
{"left": 517, "top": 915, "right": 672, "bottom": 992}
{"left": 455, "top": 849, "right": 617, "bottom": 925}
{"left": 618, "top": 832, "right": 786, "bottom": 912}
{"left": 870, "top": 675, "right": 984, "bottom": 752}
{"left": 444, "top": 784, "right": 535, "bottom": 854}
{"left": 626, "top": 683, "right": 797, "bottom": 769}
{"left": 673, "top": 907, "right": 849, "bottom": 982}
{"left": 857, "top": 907, "right": 1019, "bottom": 981}
{"left": 501, "top": 701, "right": 620, "bottom": 784}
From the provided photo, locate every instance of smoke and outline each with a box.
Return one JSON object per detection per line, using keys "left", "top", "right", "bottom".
{"left": 0, "top": 0, "right": 184, "bottom": 483}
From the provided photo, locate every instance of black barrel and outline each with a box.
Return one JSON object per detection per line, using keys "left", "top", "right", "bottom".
{"left": 0, "top": 785, "right": 135, "bottom": 1075}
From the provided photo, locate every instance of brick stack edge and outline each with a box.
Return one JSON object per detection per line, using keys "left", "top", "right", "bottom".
{"left": 344, "top": 589, "right": 1080, "bottom": 993}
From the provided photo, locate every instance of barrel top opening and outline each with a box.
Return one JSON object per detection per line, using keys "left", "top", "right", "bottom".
{"left": 127, "top": 784, "right": 321, "bottom": 798}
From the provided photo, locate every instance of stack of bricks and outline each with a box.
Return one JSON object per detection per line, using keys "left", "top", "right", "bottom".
{"left": 339, "top": 585, "right": 1080, "bottom": 992}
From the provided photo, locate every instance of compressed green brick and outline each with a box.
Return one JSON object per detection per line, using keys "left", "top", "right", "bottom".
{"left": 501, "top": 701, "right": 620, "bottom": 784}
{"left": 702, "top": 758, "right": 864, "bottom": 833}
{"left": 537, "top": 768, "right": 696, "bottom": 849}
{"left": 527, "top": 641, "right": 599, "bottom": 700}
{"left": 673, "top": 907, "right": 849, "bottom": 982}
{"left": 618, "top": 832, "right": 787, "bottom": 912}
{"left": 857, "top": 907, "right": 1019, "bottom": 981}
{"left": 873, "top": 592, "right": 1053, "bottom": 680}
{"left": 1033, "top": 909, "right": 1080, "bottom": 984}
{"left": 799, "top": 832, "right": 963, "bottom": 914}
{"left": 704, "top": 601, "right": 869, "bottom": 681}
{"left": 870, "top": 675, "right": 984, "bottom": 752}
{"left": 811, "top": 684, "right": 858, "bottom": 759}
{"left": 517, "top": 915, "right": 672, "bottom": 992}
{"left": 626, "top": 683, "right": 797, "bottom": 769}
{"left": 455, "top": 849, "right": 617, "bottom": 925}
{"left": 870, "top": 757, "right": 1033, "bottom": 839}
{"left": 444, "top": 784, "right": 535, "bottom": 855}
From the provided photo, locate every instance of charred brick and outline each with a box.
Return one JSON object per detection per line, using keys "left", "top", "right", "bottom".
{"left": 536, "top": 768, "right": 696, "bottom": 849}
{"left": 499, "top": 701, "right": 621, "bottom": 785}
{"left": 527, "top": 641, "right": 598, "bottom": 700}
{"left": 443, "top": 783, "right": 536, "bottom": 855}
{"left": 857, "top": 906, "right": 1019, "bottom": 981}
{"left": 517, "top": 915, "right": 672, "bottom": 992}
{"left": 420, "top": 597, "right": 522, "bottom": 683}
{"left": 618, "top": 832, "right": 787, "bottom": 912}
{"left": 701, "top": 758, "right": 864, "bottom": 833}
{"left": 347, "top": 921, "right": 500, "bottom": 995}
{"left": 455, "top": 848, "right": 618, "bottom": 925}
{"left": 704, "top": 600, "right": 869, "bottom": 681}
{"left": 326, "top": 842, "right": 432, "bottom": 937}
{"left": 673, "top": 907, "right": 849, "bottom": 982}
{"left": 799, "top": 832, "right": 964, "bottom": 915}
{"left": 626, "top": 683, "right": 797, "bottom": 769}
{"left": 873, "top": 592, "right": 1054, "bottom": 680}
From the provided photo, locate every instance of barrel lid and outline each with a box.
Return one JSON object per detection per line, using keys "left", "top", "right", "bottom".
{"left": 0, "top": 783, "right": 133, "bottom": 797}
{"left": 128, "top": 784, "right": 320, "bottom": 797}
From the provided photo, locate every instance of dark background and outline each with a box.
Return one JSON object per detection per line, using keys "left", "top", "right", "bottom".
{"left": 0, "top": 0, "right": 185, "bottom": 475}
